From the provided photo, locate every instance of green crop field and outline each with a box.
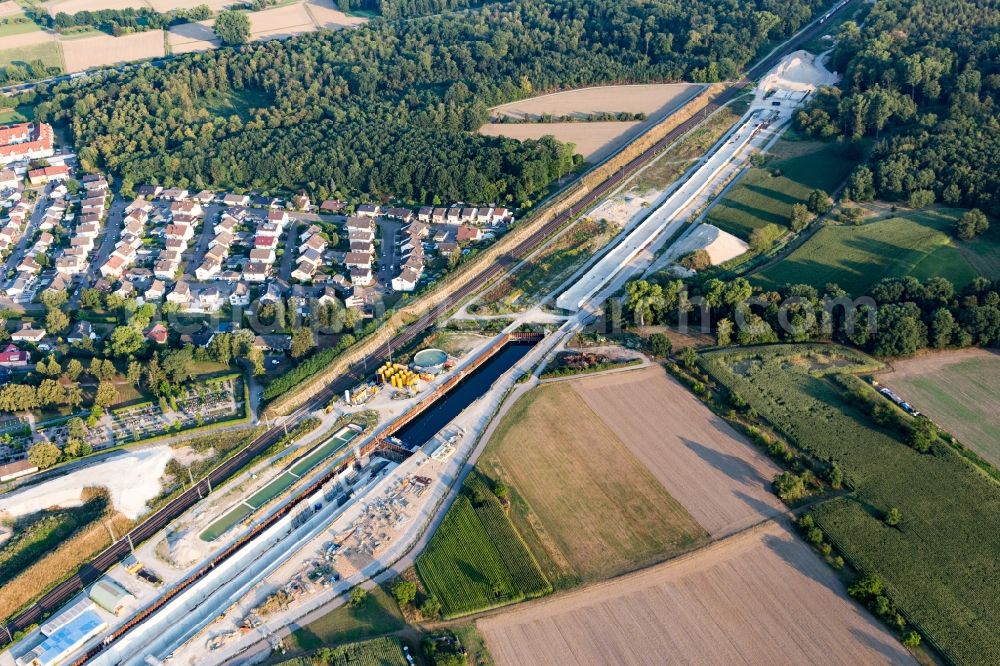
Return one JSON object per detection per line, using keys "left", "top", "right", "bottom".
{"left": 279, "top": 587, "right": 404, "bottom": 657}
{"left": 0, "top": 42, "right": 63, "bottom": 69}
{"left": 701, "top": 344, "right": 1000, "bottom": 665}
{"left": 273, "top": 636, "right": 408, "bottom": 666}
{"left": 706, "top": 137, "right": 857, "bottom": 240}
{"left": 416, "top": 474, "right": 551, "bottom": 618}
{"left": 751, "top": 208, "right": 996, "bottom": 294}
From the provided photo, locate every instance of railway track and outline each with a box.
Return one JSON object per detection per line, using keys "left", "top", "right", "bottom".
{"left": 0, "top": 0, "right": 856, "bottom": 650}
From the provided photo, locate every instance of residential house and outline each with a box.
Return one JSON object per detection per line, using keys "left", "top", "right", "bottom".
{"left": 391, "top": 267, "right": 420, "bottom": 292}
{"left": 291, "top": 262, "right": 316, "bottom": 282}
{"left": 145, "top": 280, "right": 166, "bottom": 301}
{"left": 11, "top": 323, "right": 46, "bottom": 344}
{"left": 385, "top": 207, "right": 413, "bottom": 222}
{"left": 350, "top": 266, "right": 373, "bottom": 286}
{"left": 244, "top": 261, "right": 270, "bottom": 282}
{"left": 67, "top": 321, "right": 97, "bottom": 344}
{"left": 230, "top": 282, "right": 250, "bottom": 306}
{"left": 0, "top": 343, "right": 29, "bottom": 367}
{"left": 159, "top": 188, "right": 189, "bottom": 201}
{"left": 345, "top": 252, "right": 373, "bottom": 270}
{"left": 136, "top": 185, "right": 163, "bottom": 198}
{"left": 222, "top": 193, "right": 249, "bottom": 207}
{"left": 290, "top": 192, "right": 311, "bottom": 211}
{"left": 146, "top": 323, "right": 168, "bottom": 345}
{"left": 166, "top": 282, "right": 191, "bottom": 306}
{"left": 457, "top": 225, "right": 482, "bottom": 243}
{"left": 195, "top": 258, "right": 221, "bottom": 280}
{"left": 249, "top": 248, "right": 276, "bottom": 264}
{"left": 355, "top": 204, "right": 379, "bottom": 218}
{"left": 266, "top": 210, "right": 289, "bottom": 226}
{"left": 0, "top": 168, "right": 18, "bottom": 189}
{"left": 27, "top": 165, "right": 69, "bottom": 186}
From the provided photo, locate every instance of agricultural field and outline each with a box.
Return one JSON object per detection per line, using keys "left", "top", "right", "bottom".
{"left": 701, "top": 344, "right": 1000, "bottom": 665}
{"left": 572, "top": 366, "right": 786, "bottom": 537}
{"left": 481, "top": 84, "right": 701, "bottom": 162}
{"left": 490, "top": 84, "right": 701, "bottom": 121}
{"left": 167, "top": 20, "right": 218, "bottom": 54}
{"left": 706, "top": 137, "right": 857, "bottom": 240}
{"left": 477, "top": 382, "right": 709, "bottom": 585}
{"left": 474, "top": 217, "right": 617, "bottom": 314}
{"left": 416, "top": 475, "right": 551, "bottom": 618}
{"left": 307, "top": 0, "right": 367, "bottom": 30}
{"left": 478, "top": 522, "right": 914, "bottom": 666}
{"left": 752, "top": 208, "right": 996, "bottom": 294}
{"left": 61, "top": 30, "right": 165, "bottom": 72}
{"left": 0, "top": 31, "right": 64, "bottom": 70}
{"left": 277, "top": 587, "right": 405, "bottom": 656}
{"left": 273, "top": 636, "right": 408, "bottom": 666}
{"left": 878, "top": 349, "right": 1000, "bottom": 468}
{"left": 248, "top": 4, "right": 316, "bottom": 41}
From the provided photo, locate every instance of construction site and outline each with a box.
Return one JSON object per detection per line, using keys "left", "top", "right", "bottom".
{"left": 0, "top": 46, "right": 841, "bottom": 666}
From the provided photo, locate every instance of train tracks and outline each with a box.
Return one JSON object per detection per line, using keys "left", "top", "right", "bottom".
{"left": 1, "top": 0, "right": 857, "bottom": 650}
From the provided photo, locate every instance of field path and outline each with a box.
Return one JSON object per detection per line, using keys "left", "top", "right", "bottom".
{"left": 479, "top": 520, "right": 915, "bottom": 666}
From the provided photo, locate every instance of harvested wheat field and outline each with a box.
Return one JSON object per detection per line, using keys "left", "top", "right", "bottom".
{"left": 168, "top": 20, "right": 218, "bottom": 54}
{"left": 879, "top": 348, "right": 1000, "bottom": 467}
{"left": 0, "top": 29, "right": 55, "bottom": 50}
{"left": 479, "top": 522, "right": 915, "bottom": 666}
{"left": 491, "top": 84, "right": 701, "bottom": 121}
{"left": 0, "top": 1, "right": 22, "bottom": 17}
{"left": 571, "top": 365, "right": 785, "bottom": 537}
{"left": 249, "top": 4, "right": 315, "bottom": 41}
{"left": 306, "top": 0, "right": 367, "bottom": 29}
{"left": 480, "top": 121, "right": 643, "bottom": 162}
{"left": 62, "top": 30, "right": 164, "bottom": 72}
{"left": 478, "top": 382, "right": 709, "bottom": 583}
{"left": 481, "top": 84, "right": 702, "bottom": 163}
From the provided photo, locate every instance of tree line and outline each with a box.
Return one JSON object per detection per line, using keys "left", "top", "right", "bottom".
{"left": 623, "top": 273, "right": 1000, "bottom": 358}
{"left": 39, "top": 0, "right": 830, "bottom": 206}
{"left": 794, "top": 0, "right": 1000, "bottom": 217}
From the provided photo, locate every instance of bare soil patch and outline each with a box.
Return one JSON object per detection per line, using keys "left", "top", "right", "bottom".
{"left": 879, "top": 348, "right": 1000, "bottom": 467}
{"left": 62, "top": 30, "right": 164, "bottom": 72}
{"left": 571, "top": 365, "right": 785, "bottom": 537}
{"left": 478, "top": 382, "right": 708, "bottom": 583}
{"left": 479, "top": 522, "right": 915, "bottom": 666}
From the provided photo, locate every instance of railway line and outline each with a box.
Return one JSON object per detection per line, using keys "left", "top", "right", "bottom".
{"left": 0, "top": 0, "right": 857, "bottom": 651}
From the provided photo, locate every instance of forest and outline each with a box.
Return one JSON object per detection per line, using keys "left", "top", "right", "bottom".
{"left": 794, "top": 0, "right": 1000, "bottom": 217}
{"left": 38, "top": 0, "right": 830, "bottom": 206}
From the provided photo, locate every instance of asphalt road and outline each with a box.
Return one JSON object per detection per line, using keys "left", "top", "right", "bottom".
{"left": 0, "top": 0, "right": 859, "bottom": 649}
